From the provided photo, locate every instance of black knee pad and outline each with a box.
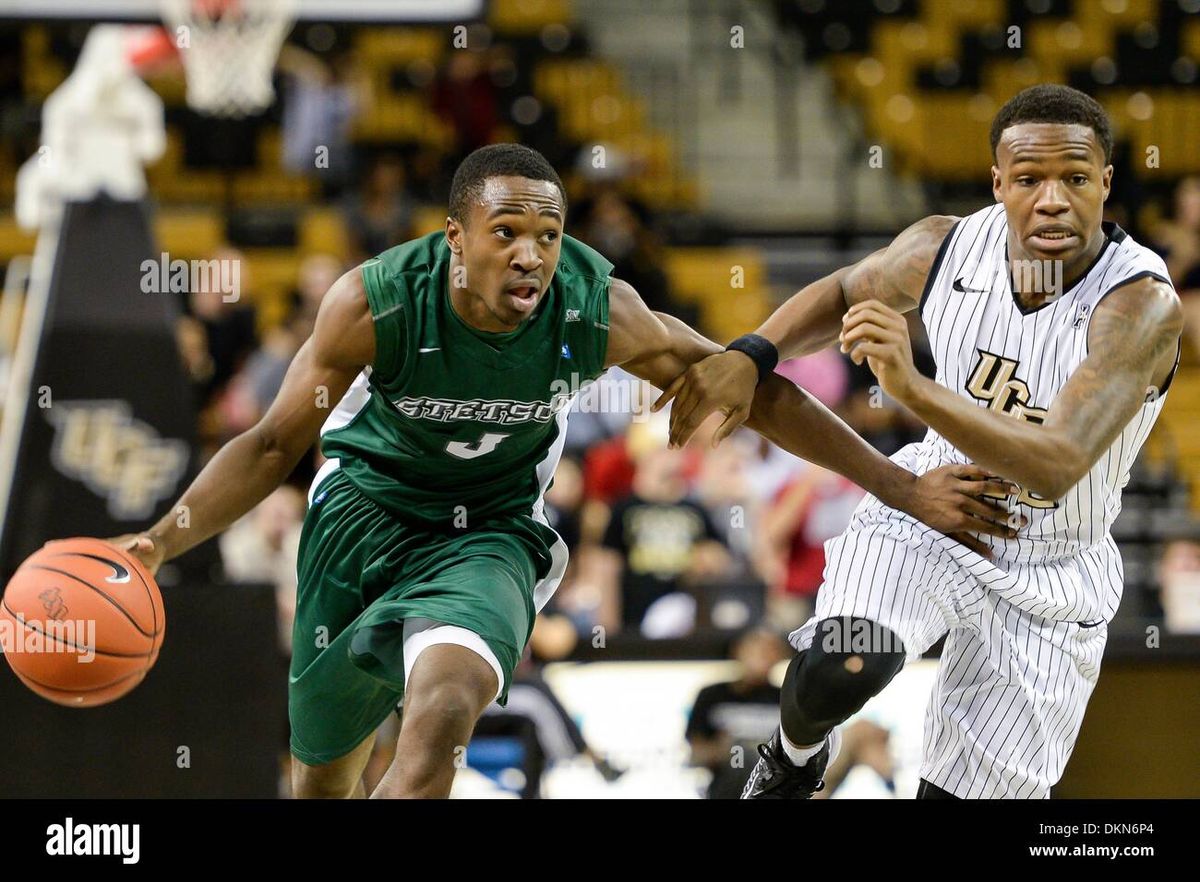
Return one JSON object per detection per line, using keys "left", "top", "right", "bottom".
{"left": 781, "top": 617, "right": 905, "bottom": 744}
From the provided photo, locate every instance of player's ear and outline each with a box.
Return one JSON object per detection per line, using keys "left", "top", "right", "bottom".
{"left": 446, "top": 216, "right": 463, "bottom": 253}
{"left": 445, "top": 217, "right": 462, "bottom": 252}
{"left": 991, "top": 165, "right": 1003, "bottom": 202}
{"left": 1101, "top": 165, "right": 1113, "bottom": 202}
{"left": 445, "top": 216, "right": 463, "bottom": 254}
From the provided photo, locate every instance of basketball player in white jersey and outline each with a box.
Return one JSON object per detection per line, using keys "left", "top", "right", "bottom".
{"left": 657, "top": 84, "right": 1183, "bottom": 798}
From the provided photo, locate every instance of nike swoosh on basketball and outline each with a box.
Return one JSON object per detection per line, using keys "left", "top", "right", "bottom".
{"left": 73, "top": 553, "right": 131, "bottom": 583}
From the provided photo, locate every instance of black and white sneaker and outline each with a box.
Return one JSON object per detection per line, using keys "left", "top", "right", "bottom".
{"left": 741, "top": 727, "right": 843, "bottom": 799}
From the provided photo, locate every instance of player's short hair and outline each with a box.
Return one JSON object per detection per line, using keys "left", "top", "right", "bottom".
{"left": 990, "top": 84, "right": 1113, "bottom": 165}
{"left": 448, "top": 143, "right": 567, "bottom": 223}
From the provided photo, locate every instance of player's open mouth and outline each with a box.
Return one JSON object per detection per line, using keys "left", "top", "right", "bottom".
{"left": 505, "top": 282, "right": 540, "bottom": 310}
{"left": 1029, "top": 229, "right": 1077, "bottom": 250}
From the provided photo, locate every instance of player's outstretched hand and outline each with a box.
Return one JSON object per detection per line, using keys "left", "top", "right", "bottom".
{"left": 653, "top": 350, "right": 758, "bottom": 448}
{"left": 102, "top": 533, "right": 166, "bottom": 577}
{"left": 910, "top": 464, "right": 1027, "bottom": 559}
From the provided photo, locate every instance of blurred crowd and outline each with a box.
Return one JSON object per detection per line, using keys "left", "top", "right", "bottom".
{"left": 1151, "top": 175, "right": 1200, "bottom": 362}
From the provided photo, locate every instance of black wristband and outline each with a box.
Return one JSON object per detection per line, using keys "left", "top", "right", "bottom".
{"left": 726, "top": 334, "right": 779, "bottom": 386}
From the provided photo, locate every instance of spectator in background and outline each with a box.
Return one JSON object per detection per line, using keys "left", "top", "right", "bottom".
{"left": 177, "top": 309, "right": 213, "bottom": 403}
{"left": 431, "top": 47, "right": 499, "bottom": 160}
{"left": 690, "top": 430, "right": 772, "bottom": 630}
{"left": 542, "top": 450, "right": 614, "bottom": 633}
{"left": 686, "top": 628, "right": 898, "bottom": 800}
{"left": 1157, "top": 531, "right": 1200, "bottom": 634}
{"left": 538, "top": 455, "right": 598, "bottom": 632}
{"left": 178, "top": 245, "right": 258, "bottom": 405}
{"left": 694, "top": 431, "right": 761, "bottom": 568}
{"left": 277, "top": 44, "right": 369, "bottom": 197}
{"left": 215, "top": 254, "right": 337, "bottom": 494}
{"left": 342, "top": 153, "right": 415, "bottom": 263}
{"left": 222, "top": 253, "right": 343, "bottom": 436}
{"left": 757, "top": 464, "right": 865, "bottom": 632}
{"left": 814, "top": 718, "right": 896, "bottom": 799}
{"left": 176, "top": 246, "right": 259, "bottom": 455}
{"left": 545, "top": 454, "right": 585, "bottom": 561}
{"left": 594, "top": 443, "right": 731, "bottom": 636}
{"left": 580, "top": 405, "right": 668, "bottom": 507}
{"left": 1150, "top": 176, "right": 1200, "bottom": 360}
{"left": 835, "top": 311, "right": 934, "bottom": 455}
{"left": 686, "top": 628, "right": 788, "bottom": 799}
{"left": 285, "top": 252, "right": 342, "bottom": 343}
{"left": 756, "top": 348, "right": 852, "bottom": 499}
{"left": 748, "top": 351, "right": 857, "bottom": 631}
{"left": 406, "top": 145, "right": 453, "bottom": 206}
{"left": 472, "top": 654, "right": 625, "bottom": 798}
{"left": 1102, "top": 139, "right": 1146, "bottom": 242}
{"left": 562, "top": 365, "right": 643, "bottom": 458}
{"left": 574, "top": 187, "right": 679, "bottom": 318}
{"left": 774, "top": 349, "right": 850, "bottom": 414}
{"left": 219, "top": 484, "right": 306, "bottom": 656}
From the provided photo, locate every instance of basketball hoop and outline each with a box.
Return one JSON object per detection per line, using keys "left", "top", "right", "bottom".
{"left": 124, "top": 25, "right": 179, "bottom": 73}
{"left": 160, "top": 0, "right": 296, "bottom": 118}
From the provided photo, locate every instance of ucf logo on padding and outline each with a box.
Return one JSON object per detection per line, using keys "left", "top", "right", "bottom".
{"left": 45, "top": 401, "right": 188, "bottom": 520}
{"left": 965, "top": 351, "right": 1056, "bottom": 510}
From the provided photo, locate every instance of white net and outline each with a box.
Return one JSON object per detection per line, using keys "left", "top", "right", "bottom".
{"left": 161, "top": 0, "right": 297, "bottom": 118}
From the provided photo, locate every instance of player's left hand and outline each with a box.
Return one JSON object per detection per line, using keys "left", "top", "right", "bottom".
{"left": 653, "top": 349, "right": 759, "bottom": 448}
{"left": 909, "top": 464, "right": 1027, "bottom": 558}
{"left": 840, "top": 300, "right": 920, "bottom": 403}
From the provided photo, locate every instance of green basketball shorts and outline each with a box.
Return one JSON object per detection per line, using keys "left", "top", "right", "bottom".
{"left": 288, "top": 460, "right": 559, "bottom": 766}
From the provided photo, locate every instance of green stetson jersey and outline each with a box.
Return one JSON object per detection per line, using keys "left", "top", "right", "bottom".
{"left": 318, "top": 230, "right": 612, "bottom": 562}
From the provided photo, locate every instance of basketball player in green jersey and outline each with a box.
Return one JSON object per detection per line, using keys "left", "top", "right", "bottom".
{"left": 111, "top": 144, "right": 1017, "bottom": 798}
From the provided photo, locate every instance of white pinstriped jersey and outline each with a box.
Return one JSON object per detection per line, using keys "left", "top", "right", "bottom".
{"left": 912, "top": 204, "right": 1177, "bottom": 568}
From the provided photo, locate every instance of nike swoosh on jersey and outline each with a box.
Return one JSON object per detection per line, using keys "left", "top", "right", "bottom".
{"left": 418, "top": 347, "right": 441, "bottom": 353}
{"left": 952, "top": 277, "right": 990, "bottom": 294}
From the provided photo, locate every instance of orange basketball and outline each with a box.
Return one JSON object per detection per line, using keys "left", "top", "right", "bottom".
{"left": 1, "top": 537, "right": 165, "bottom": 707}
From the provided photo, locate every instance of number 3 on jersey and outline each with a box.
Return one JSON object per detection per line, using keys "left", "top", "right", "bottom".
{"left": 446, "top": 432, "right": 510, "bottom": 459}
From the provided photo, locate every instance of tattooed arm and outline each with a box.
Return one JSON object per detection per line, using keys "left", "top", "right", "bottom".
{"left": 769, "top": 214, "right": 957, "bottom": 357}
{"left": 840, "top": 276, "right": 1182, "bottom": 501}
{"left": 658, "top": 215, "right": 956, "bottom": 447}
